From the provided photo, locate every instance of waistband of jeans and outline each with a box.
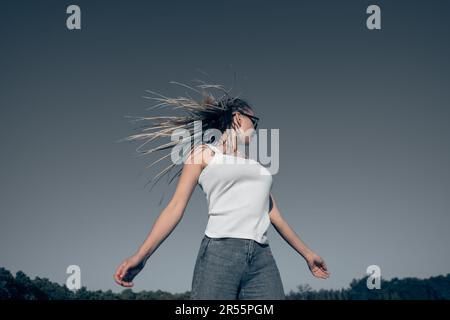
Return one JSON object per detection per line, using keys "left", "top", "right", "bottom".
{"left": 204, "top": 234, "right": 269, "bottom": 246}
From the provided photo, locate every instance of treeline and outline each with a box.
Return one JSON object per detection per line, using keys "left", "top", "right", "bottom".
{"left": 0, "top": 267, "right": 449, "bottom": 300}
{"left": 286, "top": 275, "right": 450, "bottom": 300}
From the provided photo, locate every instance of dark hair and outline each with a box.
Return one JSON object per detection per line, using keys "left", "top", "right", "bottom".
{"left": 200, "top": 95, "right": 254, "bottom": 144}
{"left": 118, "top": 81, "right": 254, "bottom": 205}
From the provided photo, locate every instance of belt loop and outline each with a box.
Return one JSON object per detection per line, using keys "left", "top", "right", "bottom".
{"left": 201, "top": 235, "right": 211, "bottom": 260}
{"left": 246, "top": 239, "right": 253, "bottom": 263}
{"left": 249, "top": 240, "right": 255, "bottom": 263}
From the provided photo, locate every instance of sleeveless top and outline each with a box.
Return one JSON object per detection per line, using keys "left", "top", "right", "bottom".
{"left": 197, "top": 143, "right": 273, "bottom": 244}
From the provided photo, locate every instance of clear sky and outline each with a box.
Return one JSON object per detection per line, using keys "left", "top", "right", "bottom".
{"left": 1, "top": 0, "right": 449, "bottom": 294}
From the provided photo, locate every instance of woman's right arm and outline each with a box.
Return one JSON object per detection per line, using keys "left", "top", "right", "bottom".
{"left": 114, "top": 145, "right": 208, "bottom": 287}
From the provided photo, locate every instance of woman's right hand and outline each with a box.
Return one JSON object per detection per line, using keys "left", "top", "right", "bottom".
{"left": 305, "top": 252, "right": 330, "bottom": 279}
{"left": 114, "top": 253, "right": 147, "bottom": 287}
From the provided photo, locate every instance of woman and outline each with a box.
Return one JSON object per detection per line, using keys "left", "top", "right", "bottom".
{"left": 114, "top": 83, "right": 330, "bottom": 299}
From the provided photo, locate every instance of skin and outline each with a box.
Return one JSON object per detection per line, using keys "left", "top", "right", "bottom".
{"left": 114, "top": 109, "right": 330, "bottom": 287}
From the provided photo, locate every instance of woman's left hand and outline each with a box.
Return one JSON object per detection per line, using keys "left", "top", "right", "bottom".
{"left": 305, "top": 253, "right": 330, "bottom": 279}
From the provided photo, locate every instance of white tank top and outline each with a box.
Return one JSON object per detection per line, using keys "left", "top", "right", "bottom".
{"left": 197, "top": 143, "right": 273, "bottom": 244}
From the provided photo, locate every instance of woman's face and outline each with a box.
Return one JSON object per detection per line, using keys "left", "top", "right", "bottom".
{"left": 234, "top": 109, "right": 257, "bottom": 144}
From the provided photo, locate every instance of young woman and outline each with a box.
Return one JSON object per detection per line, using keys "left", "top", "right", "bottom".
{"left": 114, "top": 83, "right": 330, "bottom": 299}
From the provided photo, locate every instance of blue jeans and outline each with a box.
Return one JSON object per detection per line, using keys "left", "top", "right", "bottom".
{"left": 190, "top": 235, "right": 286, "bottom": 300}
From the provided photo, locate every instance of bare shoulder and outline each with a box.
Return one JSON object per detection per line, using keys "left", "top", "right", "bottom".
{"left": 185, "top": 143, "right": 215, "bottom": 169}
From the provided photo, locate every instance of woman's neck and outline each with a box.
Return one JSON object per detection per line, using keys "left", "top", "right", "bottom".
{"left": 216, "top": 136, "right": 247, "bottom": 158}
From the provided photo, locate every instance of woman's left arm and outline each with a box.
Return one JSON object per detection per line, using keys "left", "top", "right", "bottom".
{"left": 268, "top": 193, "right": 330, "bottom": 279}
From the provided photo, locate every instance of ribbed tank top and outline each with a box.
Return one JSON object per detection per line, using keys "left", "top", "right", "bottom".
{"left": 197, "top": 142, "right": 273, "bottom": 244}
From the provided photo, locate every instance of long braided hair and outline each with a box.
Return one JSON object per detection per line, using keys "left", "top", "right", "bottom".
{"left": 118, "top": 81, "right": 255, "bottom": 205}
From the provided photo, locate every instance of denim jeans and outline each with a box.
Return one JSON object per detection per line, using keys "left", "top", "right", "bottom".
{"left": 190, "top": 235, "right": 286, "bottom": 300}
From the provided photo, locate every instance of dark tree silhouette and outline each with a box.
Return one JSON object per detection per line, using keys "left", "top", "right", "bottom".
{"left": 0, "top": 267, "right": 449, "bottom": 300}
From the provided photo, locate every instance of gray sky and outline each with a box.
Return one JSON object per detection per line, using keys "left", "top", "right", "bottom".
{"left": 1, "top": 0, "right": 449, "bottom": 294}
